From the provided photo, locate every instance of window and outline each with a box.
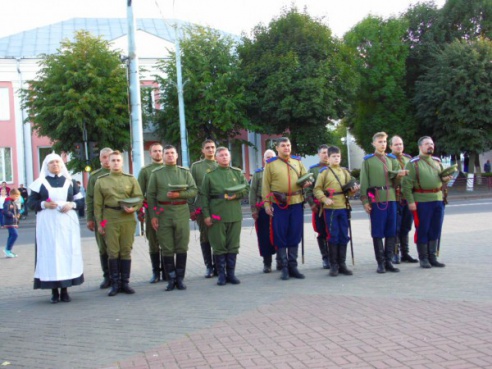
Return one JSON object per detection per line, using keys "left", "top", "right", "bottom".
{"left": 38, "top": 147, "right": 53, "bottom": 171}
{"left": 0, "top": 88, "right": 10, "bottom": 121}
{"left": 0, "top": 147, "right": 13, "bottom": 182}
{"left": 230, "top": 140, "right": 243, "bottom": 170}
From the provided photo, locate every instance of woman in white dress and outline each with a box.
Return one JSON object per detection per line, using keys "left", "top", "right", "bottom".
{"left": 28, "top": 154, "right": 84, "bottom": 303}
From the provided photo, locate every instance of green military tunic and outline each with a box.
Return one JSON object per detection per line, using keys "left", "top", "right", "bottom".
{"left": 305, "top": 162, "right": 329, "bottom": 207}
{"left": 390, "top": 153, "right": 412, "bottom": 201}
{"left": 314, "top": 165, "right": 352, "bottom": 210}
{"left": 249, "top": 168, "right": 264, "bottom": 214}
{"left": 261, "top": 156, "right": 308, "bottom": 209}
{"left": 402, "top": 155, "right": 445, "bottom": 204}
{"left": 189, "top": 159, "right": 219, "bottom": 243}
{"left": 94, "top": 172, "right": 143, "bottom": 260}
{"left": 201, "top": 166, "right": 249, "bottom": 255}
{"left": 138, "top": 162, "right": 164, "bottom": 254}
{"left": 359, "top": 153, "right": 400, "bottom": 205}
{"left": 86, "top": 167, "right": 110, "bottom": 255}
{"left": 147, "top": 165, "right": 197, "bottom": 256}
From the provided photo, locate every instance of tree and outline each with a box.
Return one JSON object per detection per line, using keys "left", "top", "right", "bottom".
{"left": 238, "top": 6, "right": 352, "bottom": 155}
{"left": 438, "top": 0, "right": 492, "bottom": 42}
{"left": 20, "top": 31, "right": 130, "bottom": 172}
{"left": 344, "top": 16, "right": 414, "bottom": 153}
{"left": 154, "top": 25, "right": 253, "bottom": 162}
{"left": 414, "top": 38, "right": 492, "bottom": 175}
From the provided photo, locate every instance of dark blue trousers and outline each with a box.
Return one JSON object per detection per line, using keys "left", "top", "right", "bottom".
{"left": 312, "top": 211, "right": 328, "bottom": 239}
{"left": 370, "top": 201, "right": 397, "bottom": 238}
{"left": 270, "top": 203, "right": 303, "bottom": 249}
{"left": 255, "top": 208, "right": 276, "bottom": 257}
{"left": 323, "top": 209, "right": 349, "bottom": 245}
{"left": 414, "top": 201, "right": 444, "bottom": 244}
{"left": 396, "top": 201, "right": 413, "bottom": 237}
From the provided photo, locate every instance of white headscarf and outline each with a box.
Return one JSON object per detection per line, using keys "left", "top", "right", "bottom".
{"left": 29, "top": 153, "right": 72, "bottom": 193}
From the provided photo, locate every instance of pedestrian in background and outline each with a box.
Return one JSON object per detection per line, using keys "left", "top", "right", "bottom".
{"left": 3, "top": 188, "right": 20, "bottom": 258}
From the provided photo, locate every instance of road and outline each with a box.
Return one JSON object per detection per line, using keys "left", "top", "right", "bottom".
{"left": 0, "top": 196, "right": 491, "bottom": 369}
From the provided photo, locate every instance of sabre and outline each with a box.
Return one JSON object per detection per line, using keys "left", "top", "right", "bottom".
{"left": 347, "top": 206, "right": 355, "bottom": 266}
{"left": 301, "top": 213, "right": 305, "bottom": 264}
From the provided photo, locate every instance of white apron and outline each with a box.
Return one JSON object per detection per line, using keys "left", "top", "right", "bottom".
{"left": 34, "top": 178, "right": 84, "bottom": 282}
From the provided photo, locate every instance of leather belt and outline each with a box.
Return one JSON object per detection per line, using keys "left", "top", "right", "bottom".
{"left": 105, "top": 205, "right": 122, "bottom": 210}
{"left": 368, "top": 186, "right": 392, "bottom": 191}
{"left": 158, "top": 201, "right": 187, "bottom": 205}
{"left": 324, "top": 191, "right": 344, "bottom": 197}
{"left": 210, "top": 195, "right": 225, "bottom": 199}
{"left": 276, "top": 190, "right": 303, "bottom": 196}
{"left": 413, "top": 187, "right": 442, "bottom": 193}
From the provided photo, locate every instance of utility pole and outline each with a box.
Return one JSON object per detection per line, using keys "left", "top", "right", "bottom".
{"left": 174, "top": 25, "right": 190, "bottom": 167}
{"left": 127, "top": 0, "right": 145, "bottom": 177}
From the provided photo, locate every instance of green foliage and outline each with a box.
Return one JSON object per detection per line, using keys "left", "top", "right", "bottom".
{"left": 154, "top": 25, "right": 253, "bottom": 163}
{"left": 20, "top": 31, "right": 129, "bottom": 172}
{"left": 344, "top": 16, "right": 414, "bottom": 153}
{"left": 238, "top": 6, "right": 353, "bottom": 156}
{"left": 438, "top": 0, "right": 492, "bottom": 42}
{"left": 414, "top": 38, "right": 492, "bottom": 164}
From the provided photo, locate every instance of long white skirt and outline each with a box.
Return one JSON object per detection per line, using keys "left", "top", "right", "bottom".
{"left": 34, "top": 207, "right": 84, "bottom": 288}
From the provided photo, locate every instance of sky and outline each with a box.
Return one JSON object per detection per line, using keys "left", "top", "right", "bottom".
{"left": 0, "top": 0, "right": 446, "bottom": 39}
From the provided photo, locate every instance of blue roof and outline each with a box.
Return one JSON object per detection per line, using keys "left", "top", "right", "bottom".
{"left": 0, "top": 18, "right": 190, "bottom": 58}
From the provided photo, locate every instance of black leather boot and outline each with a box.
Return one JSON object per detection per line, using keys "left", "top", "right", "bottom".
{"left": 277, "top": 248, "right": 289, "bottom": 280}
{"left": 400, "top": 235, "right": 418, "bottom": 263}
{"left": 175, "top": 253, "right": 187, "bottom": 290}
{"left": 338, "top": 243, "right": 353, "bottom": 275}
{"left": 384, "top": 237, "right": 400, "bottom": 272}
{"left": 287, "top": 246, "right": 305, "bottom": 279}
{"left": 317, "top": 237, "right": 330, "bottom": 269}
{"left": 216, "top": 254, "right": 227, "bottom": 286}
{"left": 149, "top": 252, "right": 161, "bottom": 283}
{"left": 120, "top": 259, "right": 135, "bottom": 294}
{"left": 60, "top": 287, "right": 71, "bottom": 302}
{"left": 164, "top": 256, "right": 176, "bottom": 291}
{"left": 392, "top": 238, "right": 401, "bottom": 264}
{"left": 99, "top": 254, "right": 111, "bottom": 289}
{"left": 417, "top": 243, "right": 432, "bottom": 268}
{"left": 108, "top": 258, "right": 120, "bottom": 296}
{"left": 160, "top": 254, "right": 168, "bottom": 281}
{"left": 373, "top": 238, "right": 386, "bottom": 273}
{"left": 51, "top": 288, "right": 60, "bottom": 303}
{"left": 275, "top": 253, "right": 282, "bottom": 271}
{"left": 328, "top": 243, "right": 339, "bottom": 277}
{"left": 226, "top": 253, "right": 241, "bottom": 285}
{"left": 428, "top": 240, "right": 446, "bottom": 267}
{"left": 263, "top": 254, "right": 272, "bottom": 273}
{"left": 201, "top": 242, "right": 214, "bottom": 278}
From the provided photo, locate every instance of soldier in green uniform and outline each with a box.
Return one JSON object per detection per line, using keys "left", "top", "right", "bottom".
{"left": 360, "top": 132, "right": 407, "bottom": 274}
{"left": 305, "top": 144, "right": 331, "bottom": 269}
{"left": 86, "top": 147, "right": 113, "bottom": 289}
{"left": 201, "top": 147, "right": 249, "bottom": 286}
{"left": 138, "top": 143, "right": 165, "bottom": 283}
{"left": 249, "top": 149, "right": 278, "bottom": 273}
{"left": 389, "top": 136, "right": 418, "bottom": 264}
{"left": 402, "top": 136, "right": 452, "bottom": 269}
{"left": 94, "top": 151, "right": 143, "bottom": 296}
{"left": 189, "top": 139, "right": 219, "bottom": 278}
{"left": 147, "top": 145, "right": 197, "bottom": 291}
